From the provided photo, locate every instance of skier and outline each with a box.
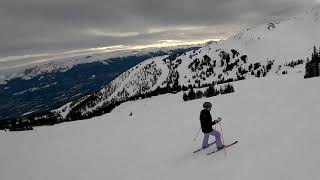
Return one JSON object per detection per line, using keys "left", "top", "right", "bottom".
{"left": 200, "top": 102, "right": 225, "bottom": 150}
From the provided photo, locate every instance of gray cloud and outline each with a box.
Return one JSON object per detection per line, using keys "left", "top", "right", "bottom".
{"left": 0, "top": 0, "right": 317, "bottom": 58}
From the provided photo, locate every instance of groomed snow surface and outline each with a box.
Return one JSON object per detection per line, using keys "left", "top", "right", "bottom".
{"left": 1, "top": 76, "right": 320, "bottom": 180}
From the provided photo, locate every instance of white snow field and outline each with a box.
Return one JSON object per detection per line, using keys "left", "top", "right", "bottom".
{"left": 1, "top": 76, "right": 320, "bottom": 180}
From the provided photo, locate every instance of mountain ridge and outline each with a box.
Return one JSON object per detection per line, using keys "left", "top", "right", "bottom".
{"left": 0, "top": 47, "right": 198, "bottom": 120}
{"left": 21, "top": 7, "right": 320, "bottom": 123}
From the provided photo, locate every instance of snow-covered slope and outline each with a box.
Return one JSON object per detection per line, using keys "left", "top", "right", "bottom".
{"left": 219, "top": 7, "right": 320, "bottom": 62}
{"left": 50, "top": 7, "right": 320, "bottom": 120}
{"left": 1, "top": 76, "right": 319, "bottom": 180}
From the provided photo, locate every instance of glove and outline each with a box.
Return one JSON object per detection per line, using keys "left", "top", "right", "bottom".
{"left": 212, "top": 118, "right": 222, "bottom": 125}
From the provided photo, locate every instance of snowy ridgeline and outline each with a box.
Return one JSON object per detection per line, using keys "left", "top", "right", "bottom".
{"left": 49, "top": 47, "right": 305, "bottom": 121}
{"left": 1, "top": 76, "right": 320, "bottom": 180}
{"left": 44, "top": 7, "right": 320, "bottom": 121}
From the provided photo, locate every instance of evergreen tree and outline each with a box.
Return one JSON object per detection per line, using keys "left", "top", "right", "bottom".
{"left": 256, "top": 70, "right": 261, "bottom": 77}
{"left": 182, "top": 85, "right": 188, "bottom": 91}
{"left": 305, "top": 58, "right": 311, "bottom": 78}
{"left": 305, "top": 46, "right": 320, "bottom": 79}
{"left": 221, "top": 59, "right": 224, "bottom": 67}
{"left": 318, "top": 47, "right": 320, "bottom": 62}
{"left": 317, "top": 47, "right": 320, "bottom": 62}
{"left": 263, "top": 71, "right": 267, "bottom": 77}
{"left": 188, "top": 88, "right": 196, "bottom": 100}
{"left": 183, "top": 92, "right": 189, "bottom": 101}
{"left": 312, "top": 46, "right": 318, "bottom": 61}
{"left": 205, "top": 85, "right": 217, "bottom": 97}
{"left": 195, "top": 90, "right": 204, "bottom": 99}
{"left": 221, "top": 83, "right": 235, "bottom": 94}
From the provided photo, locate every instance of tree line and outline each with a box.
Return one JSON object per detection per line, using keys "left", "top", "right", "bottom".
{"left": 183, "top": 83, "right": 235, "bottom": 101}
{"left": 305, "top": 46, "right": 320, "bottom": 79}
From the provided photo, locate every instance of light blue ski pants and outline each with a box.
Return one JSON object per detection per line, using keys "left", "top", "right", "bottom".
{"left": 202, "top": 129, "right": 223, "bottom": 148}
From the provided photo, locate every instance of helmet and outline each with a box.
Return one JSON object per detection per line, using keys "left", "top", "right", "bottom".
{"left": 203, "top": 102, "right": 212, "bottom": 109}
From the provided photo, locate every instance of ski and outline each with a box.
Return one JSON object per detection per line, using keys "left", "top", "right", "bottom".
{"left": 193, "top": 141, "right": 216, "bottom": 153}
{"left": 206, "top": 141, "right": 238, "bottom": 155}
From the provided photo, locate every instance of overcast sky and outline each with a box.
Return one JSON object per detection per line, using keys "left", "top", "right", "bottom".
{"left": 0, "top": 0, "right": 318, "bottom": 61}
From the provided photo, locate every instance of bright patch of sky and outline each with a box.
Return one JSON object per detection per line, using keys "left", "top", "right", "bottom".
{"left": 0, "top": 39, "right": 219, "bottom": 70}
{"left": 0, "top": 0, "right": 318, "bottom": 67}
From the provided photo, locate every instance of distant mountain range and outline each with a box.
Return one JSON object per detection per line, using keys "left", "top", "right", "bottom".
{"left": 0, "top": 47, "right": 199, "bottom": 120}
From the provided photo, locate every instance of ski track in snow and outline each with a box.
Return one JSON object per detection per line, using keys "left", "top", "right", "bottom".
{"left": 1, "top": 76, "right": 320, "bottom": 180}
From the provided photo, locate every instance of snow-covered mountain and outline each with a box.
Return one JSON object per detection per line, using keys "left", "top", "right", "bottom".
{"left": 44, "top": 7, "right": 320, "bottom": 121}
{"left": 0, "top": 45, "right": 201, "bottom": 85}
{"left": 220, "top": 6, "right": 320, "bottom": 62}
{"left": 0, "top": 47, "right": 198, "bottom": 120}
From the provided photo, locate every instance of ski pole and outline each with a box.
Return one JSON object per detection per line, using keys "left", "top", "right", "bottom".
{"left": 219, "top": 121, "right": 227, "bottom": 157}
{"left": 194, "top": 127, "right": 201, "bottom": 142}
